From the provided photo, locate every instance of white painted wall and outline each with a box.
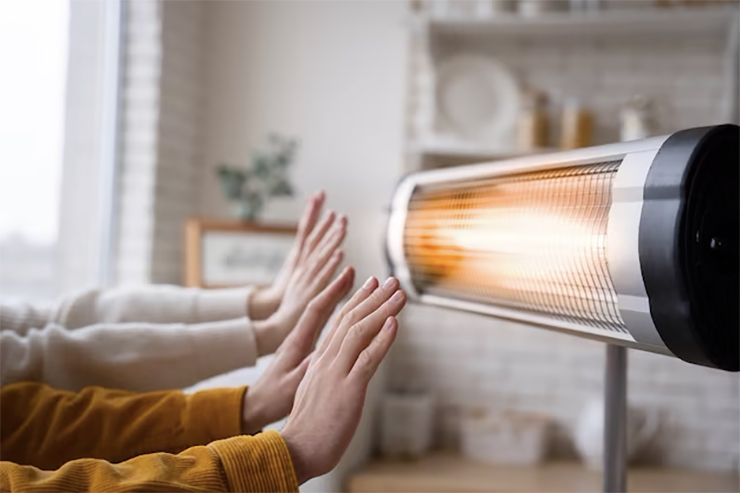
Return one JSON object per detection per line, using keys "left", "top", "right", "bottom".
{"left": 198, "top": 2, "right": 410, "bottom": 490}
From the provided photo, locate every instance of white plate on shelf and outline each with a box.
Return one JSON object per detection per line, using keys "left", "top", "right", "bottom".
{"left": 435, "top": 55, "right": 520, "bottom": 142}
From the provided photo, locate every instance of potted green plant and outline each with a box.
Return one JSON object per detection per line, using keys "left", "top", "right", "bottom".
{"left": 216, "top": 134, "right": 298, "bottom": 221}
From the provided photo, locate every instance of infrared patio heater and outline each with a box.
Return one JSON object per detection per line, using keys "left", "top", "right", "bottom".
{"left": 385, "top": 125, "right": 739, "bottom": 492}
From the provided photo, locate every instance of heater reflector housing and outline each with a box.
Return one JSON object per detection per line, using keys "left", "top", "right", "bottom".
{"left": 387, "top": 125, "right": 739, "bottom": 371}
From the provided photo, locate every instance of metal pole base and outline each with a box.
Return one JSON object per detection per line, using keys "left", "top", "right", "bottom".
{"left": 603, "top": 344, "right": 628, "bottom": 493}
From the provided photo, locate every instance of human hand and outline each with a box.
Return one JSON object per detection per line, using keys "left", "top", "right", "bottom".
{"left": 241, "top": 266, "right": 355, "bottom": 435}
{"left": 281, "top": 276, "right": 407, "bottom": 484}
{"left": 254, "top": 205, "right": 348, "bottom": 356}
{"left": 249, "top": 191, "right": 330, "bottom": 320}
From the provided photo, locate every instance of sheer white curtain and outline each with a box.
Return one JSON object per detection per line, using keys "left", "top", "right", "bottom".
{"left": 57, "top": 0, "right": 124, "bottom": 293}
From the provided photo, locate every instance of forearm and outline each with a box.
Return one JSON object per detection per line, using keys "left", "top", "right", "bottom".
{"left": 0, "top": 302, "right": 53, "bottom": 336}
{"left": 57, "top": 285, "right": 254, "bottom": 329}
{"left": 0, "top": 431, "right": 298, "bottom": 493}
{"left": 0, "top": 319, "right": 258, "bottom": 391}
{"left": 1, "top": 382, "right": 245, "bottom": 470}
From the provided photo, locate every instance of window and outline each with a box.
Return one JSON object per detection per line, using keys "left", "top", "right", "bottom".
{"left": 0, "top": 0, "right": 69, "bottom": 302}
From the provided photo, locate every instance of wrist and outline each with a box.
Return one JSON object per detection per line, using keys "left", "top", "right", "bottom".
{"left": 253, "top": 316, "right": 281, "bottom": 356}
{"left": 241, "top": 387, "right": 268, "bottom": 435}
{"left": 281, "top": 427, "right": 311, "bottom": 485}
{"left": 249, "top": 286, "right": 282, "bottom": 320}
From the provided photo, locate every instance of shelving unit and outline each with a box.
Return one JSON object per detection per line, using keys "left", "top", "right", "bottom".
{"left": 424, "top": 7, "right": 735, "bottom": 39}
{"left": 395, "top": 6, "right": 740, "bottom": 489}
{"left": 405, "top": 6, "right": 739, "bottom": 173}
{"left": 407, "top": 139, "right": 556, "bottom": 170}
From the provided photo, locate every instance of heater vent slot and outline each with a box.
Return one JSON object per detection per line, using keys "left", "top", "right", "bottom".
{"left": 404, "top": 161, "right": 626, "bottom": 332}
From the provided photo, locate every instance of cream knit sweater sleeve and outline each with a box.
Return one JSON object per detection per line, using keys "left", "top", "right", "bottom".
{"left": 0, "top": 318, "right": 258, "bottom": 392}
{"left": 0, "top": 285, "right": 256, "bottom": 332}
{"left": 64, "top": 284, "right": 256, "bottom": 329}
{"left": 0, "top": 285, "right": 260, "bottom": 392}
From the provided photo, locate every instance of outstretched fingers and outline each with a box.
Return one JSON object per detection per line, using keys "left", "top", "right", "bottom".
{"left": 285, "top": 192, "right": 325, "bottom": 271}
{"left": 308, "top": 249, "right": 344, "bottom": 299}
{"left": 335, "top": 289, "right": 406, "bottom": 374}
{"left": 323, "top": 277, "right": 400, "bottom": 361}
{"left": 300, "top": 210, "right": 336, "bottom": 264}
{"left": 304, "top": 216, "right": 347, "bottom": 279}
{"left": 336, "top": 276, "right": 379, "bottom": 322}
{"left": 315, "top": 276, "right": 378, "bottom": 357}
{"left": 296, "top": 192, "right": 325, "bottom": 249}
{"left": 347, "top": 277, "right": 400, "bottom": 325}
{"left": 349, "top": 316, "right": 399, "bottom": 385}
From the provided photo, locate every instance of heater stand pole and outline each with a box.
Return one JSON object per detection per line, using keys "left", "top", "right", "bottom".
{"left": 603, "top": 344, "right": 628, "bottom": 493}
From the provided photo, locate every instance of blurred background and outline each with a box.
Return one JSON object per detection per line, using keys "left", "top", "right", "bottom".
{"left": 0, "top": 0, "right": 738, "bottom": 491}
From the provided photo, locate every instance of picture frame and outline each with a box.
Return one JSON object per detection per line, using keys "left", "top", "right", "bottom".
{"left": 184, "top": 218, "right": 296, "bottom": 288}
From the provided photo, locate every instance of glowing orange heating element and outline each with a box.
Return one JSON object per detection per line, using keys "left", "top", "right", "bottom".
{"left": 404, "top": 162, "right": 626, "bottom": 332}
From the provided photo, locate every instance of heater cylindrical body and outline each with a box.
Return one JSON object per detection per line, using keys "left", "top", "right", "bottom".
{"left": 387, "top": 125, "right": 739, "bottom": 371}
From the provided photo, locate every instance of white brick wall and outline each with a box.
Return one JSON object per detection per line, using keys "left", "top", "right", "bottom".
{"left": 151, "top": 0, "right": 205, "bottom": 284}
{"left": 396, "top": 5, "right": 739, "bottom": 471}
{"left": 115, "top": 0, "right": 162, "bottom": 285}
{"left": 390, "top": 306, "right": 740, "bottom": 471}
{"left": 115, "top": 0, "right": 204, "bottom": 285}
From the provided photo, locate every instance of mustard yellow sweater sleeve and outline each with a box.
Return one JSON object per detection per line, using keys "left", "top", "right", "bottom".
{"left": 0, "top": 431, "right": 299, "bottom": 493}
{"left": 1, "top": 382, "right": 246, "bottom": 470}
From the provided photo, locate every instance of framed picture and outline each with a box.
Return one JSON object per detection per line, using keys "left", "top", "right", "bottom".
{"left": 184, "top": 219, "right": 296, "bottom": 288}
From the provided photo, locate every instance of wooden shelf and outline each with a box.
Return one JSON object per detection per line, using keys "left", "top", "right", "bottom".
{"left": 408, "top": 140, "right": 556, "bottom": 171}
{"left": 346, "top": 452, "right": 739, "bottom": 493}
{"left": 410, "top": 139, "right": 555, "bottom": 160}
{"left": 423, "top": 7, "right": 736, "bottom": 39}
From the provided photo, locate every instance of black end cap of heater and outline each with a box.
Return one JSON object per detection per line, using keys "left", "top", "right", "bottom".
{"left": 640, "top": 124, "right": 739, "bottom": 371}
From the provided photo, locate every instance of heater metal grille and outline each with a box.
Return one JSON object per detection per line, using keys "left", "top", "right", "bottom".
{"left": 404, "top": 161, "right": 627, "bottom": 332}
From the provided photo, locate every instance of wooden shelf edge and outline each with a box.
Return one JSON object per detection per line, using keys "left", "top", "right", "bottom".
{"left": 414, "top": 7, "right": 736, "bottom": 38}
{"left": 345, "top": 453, "right": 739, "bottom": 493}
{"left": 409, "top": 140, "right": 556, "bottom": 159}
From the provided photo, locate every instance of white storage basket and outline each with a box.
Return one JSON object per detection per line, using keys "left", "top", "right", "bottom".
{"left": 461, "top": 409, "right": 552, "bottom": 465}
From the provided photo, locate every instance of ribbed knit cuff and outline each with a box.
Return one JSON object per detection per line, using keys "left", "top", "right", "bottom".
{"left": 211, "top": 431, "right": 299, "bottom": 493}
{"left": 186, "top": 318, "right": 259, "bottom": 377}
{"left": 195, "top": 287, "right": 255, "bottom": 324}
{"left": 184, "top": 386, "right": 247, "bottom": 445}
